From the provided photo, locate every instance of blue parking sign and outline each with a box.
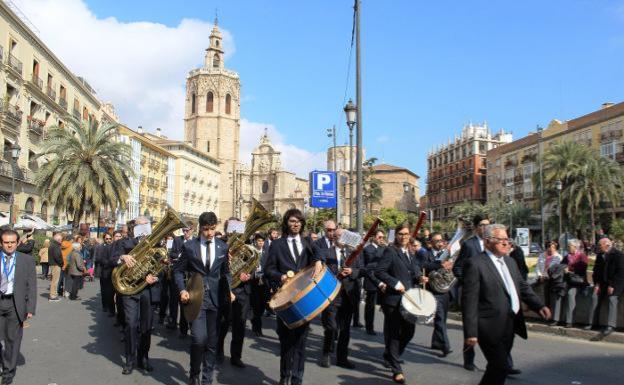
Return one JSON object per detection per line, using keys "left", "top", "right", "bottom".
{"left": 310, "top": 171, "right": 337, "bottom": 208}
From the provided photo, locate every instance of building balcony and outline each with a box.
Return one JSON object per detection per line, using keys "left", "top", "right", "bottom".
{"left": 31, "top": 74, "right": 43, "bottom": 90}
{"left": 0, "top": 103, "right": 23, "bottom": 135}
{"left": 6, "top": 54, "right": 22, "bottom": 75}
{"left": 72, "top": 108, "right": 81, "bottom": 120}
{"left": 521, "top": 153, "right": 537, "bottom": 163}
{"left": 46, "top": 85, "right": 56, "bottom": 101}
{"left": 147, "top": 177, "right": 158, "bottom": 187}
{"left": 140, "top": 155, "right": 146, "bottom": 165}
{"left": 504, "top": 159, "right": 517, "bottom": 168}
{"left": 601, "top": 130, "right": 622, "bottom": 142}
{"left": 161, "top": 163, "right": 168, "bottom": 172}
{"left": 59, "top": 97, "right": 67, "bottom": 109}
{"left": 616, "top": 152, "right": 624, "bottom": 164}
{"left": 27, "top": 116, "right": 45, "bottom": 136}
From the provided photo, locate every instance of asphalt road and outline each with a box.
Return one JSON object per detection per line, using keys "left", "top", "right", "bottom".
{"left": 13, "top": 279, "right": 624, "bottom": 385}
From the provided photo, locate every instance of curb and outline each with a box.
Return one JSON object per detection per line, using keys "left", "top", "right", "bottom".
{"left": 447, "top": 312, "right": 624, "bottom": 344}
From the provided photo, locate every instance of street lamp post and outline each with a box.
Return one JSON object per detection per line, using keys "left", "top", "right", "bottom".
{"left": 508, "top": 199, "right": 514, "bottom": 239}
{"left": 344, "top": 99, "right": 357, "bottom": 229}
{"left": 9, "top": 142, "right": 21, "bottom": 229}
{"left": 555, "top": 179, "right": 563, "bottom": 251}
{"left": 537, "top": 125, "right": 545, "bottom": 248}
{"left": 327, "top": 125, "right": 340, "bottom": 224}
{"left": 354, "top": 0, "right": 364, "bottom": 235}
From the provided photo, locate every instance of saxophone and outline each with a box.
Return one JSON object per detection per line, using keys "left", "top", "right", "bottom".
{"left": 228, "top": 199, "right": 275, "bottom": 288}
{"left": 112, "top": 208, "right": 186, "bottom": 295}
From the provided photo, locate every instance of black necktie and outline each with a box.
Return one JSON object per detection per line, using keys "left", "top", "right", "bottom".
{"left": 292, "top": 239, "right": 300, "bottom": 262}
{"left": 340, "top": 249, "right": 346, "bottom": 268}
{"left": 205, "top": 240, "right": 212, "bottom": 269}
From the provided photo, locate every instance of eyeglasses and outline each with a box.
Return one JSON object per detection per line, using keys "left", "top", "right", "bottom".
{"left": 478, "top": 223, "right": 489, "bottom": 227}
{"left": 183, "top": 228, "right": 192, "bottom": 232}
{"left": 288, "top": 219, "right": 301, "bottom": 224}
{"left": 104, "top": 237, "right": 112, "bottom": 241}
{"left": 325, "top": 228, "right": 336, "bottom": 232}
{"left": 396, "top": 232, "right": 410, "bottom": 237}
{"left": 490, "top": 237, "right": 511, "bottom": 244}
{"left": 433, "top": 238, "right": 444, "bottom": 243}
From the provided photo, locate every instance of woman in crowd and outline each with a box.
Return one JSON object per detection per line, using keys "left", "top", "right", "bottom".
{"left": 68, "top": 241, "right": 86, "bottom": 300}
{"left": 536, "top": 240, "right": 562, "bottom": 281}
{"left": 39, "top": 239, "right": 50, "bottom": 280}
{"left": 556, "top": 239, "right": 589, "bottom": 327}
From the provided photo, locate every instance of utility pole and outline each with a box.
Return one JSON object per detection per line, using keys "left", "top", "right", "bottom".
{"left": 354, "top": 0, "right": 363, "bottom": 234}
{"left": 538, "top": 125, "right": 545, "bottom": 248}
{"left": 327, "top": 125, "right": 340, "bottom": 225}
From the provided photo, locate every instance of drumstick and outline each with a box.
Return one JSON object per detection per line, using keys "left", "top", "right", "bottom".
{"left": 402, "top": 291, "right": 422, "bottom": 310}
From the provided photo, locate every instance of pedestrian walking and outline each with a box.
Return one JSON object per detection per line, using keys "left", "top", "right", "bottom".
{"left": 39, "top": 239, "right": 50, "bottom": 280}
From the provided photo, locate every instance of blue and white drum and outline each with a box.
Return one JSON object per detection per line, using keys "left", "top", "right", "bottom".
{"left": 269, "top": 264, "right": 341, "bottom": 329}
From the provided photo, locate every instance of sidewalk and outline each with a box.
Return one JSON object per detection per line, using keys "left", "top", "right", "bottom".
{"left": 447, "top": 312, "right": 624, "bottom": 344}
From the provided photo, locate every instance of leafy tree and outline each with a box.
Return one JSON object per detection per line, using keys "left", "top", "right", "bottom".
{"left": 362, "top": 157, "right": 383, "bottom": 213}
{"left": 610, "top": 218, "right": 624, "bottom": 244}
{"left": 35, "top": 119, "right": 134, "bottom": 230}
{"left": 306, "top": 208, "right": 336, "bottom": 233}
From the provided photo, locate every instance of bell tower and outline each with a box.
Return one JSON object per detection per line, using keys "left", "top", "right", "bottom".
{"left": 184, "top": 18, "right": 241, "bottom": 218}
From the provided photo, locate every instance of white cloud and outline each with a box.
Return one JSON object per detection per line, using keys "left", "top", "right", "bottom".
{"left": 14, "top": 0, "right": 320, "bottom": 178}
{"left": 12, "top": 0, "right": 235, "bottom": 137}
{"left": 241, "top": 119, "right": 326, "bottom": 178}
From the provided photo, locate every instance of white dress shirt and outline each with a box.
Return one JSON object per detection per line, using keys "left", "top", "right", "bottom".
{"left": 287, "top": 234, "right": 303, "bottom": 262}
{"left": 477, "top": 236, "right": 484, "bottom": 252}
{"left": 486, "top": 250, "right": 520, "bottom": 314}
{"left": 200, "top": 236, "right": 216, "bottom": 268}
{"left": 394, "top": 247, "right": 410, "bottom": 290}
{"left": 1, "top": 252, "right": 15, "bottom": 295}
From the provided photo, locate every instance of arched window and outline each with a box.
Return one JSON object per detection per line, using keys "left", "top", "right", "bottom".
{"left": 206, "top": 92, "right": 214, "bottom": 112}
{"left": 207, "top": 141, "right": 210, "bottom": 153}
{"left": 25, "top": 197, "right": 34, "bottom": 214}
{"left": 225, "top": 94, "right": 231, "bottom": 115}
{"left": 41, "top": 201, "right": 48, "bottom": 221}
{"left": 213, "top": 54, "right": 220, "bottom": 68}
{"left": 262, "top": 181, "right": 269, "bottom": 194}
{"left": 191, "top": 93, "right": 196, "bottom": 114}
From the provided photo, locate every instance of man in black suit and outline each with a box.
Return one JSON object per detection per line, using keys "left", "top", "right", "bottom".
{"left": 422, "top": 232, "right": 453, "bottom": 357}
{"left": 0, "top": 229, "right": 36, "bottom": 385}
{"left": 265, "top": 209, "right": 322, "bottom": 385}
{"left": 375, "top": 223, "right": 423, "bottom": 384}
{"left": 463, "top": 224, "right": 550, "bottom": 385}
{"left": 316, "top": 223, "right": 360, "bottom": 369}
{"left": 585, "top": 237, "right": 624, "bottom": 336}
{"left": 96, "top": 231, "right": 119, "bottom": 317}
{"left": 115, "top": 216, "right": 162, "bottom": 375}
{"left": 250, "top": 232, "right": 268, "bottom": 336}
{"left": 453, "top": 215, "right": 489, "bottom": 371}
{"left": 175, "top": 212, "right": 231, "bottom": 385}
{"left": 170, "top": 224, "right": 194, "bottom": 337}
{"left": 362, "top": 229, "right": 386, "bottom": 335}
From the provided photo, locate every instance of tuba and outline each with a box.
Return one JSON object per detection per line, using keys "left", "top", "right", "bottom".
{"left": 228, "top": 199, "right": 275, "bottom": 288}
{"left": 112, "top": 207, "right": 186, "bottom": 295}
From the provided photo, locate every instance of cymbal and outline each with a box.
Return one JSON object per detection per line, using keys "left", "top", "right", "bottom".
{"left": 183, "top": 272, "right": 204, "bottom": 322}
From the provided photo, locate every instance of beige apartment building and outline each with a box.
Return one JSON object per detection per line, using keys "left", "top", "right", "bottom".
{"left": 0, "top": 2, "right": 115, "bottom": 225}
{"left": 487, "top": 101, "right": 624, "bottom": 212}
{"left": 370, "top": 164, "right": 420, "bottom": 214}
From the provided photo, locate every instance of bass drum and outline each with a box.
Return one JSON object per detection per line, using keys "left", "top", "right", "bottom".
{"left": 400, "top": 287, "right": 437, "bottom": 324}
{"left": 269, "top": 264, "right": 341, "bottom": 329}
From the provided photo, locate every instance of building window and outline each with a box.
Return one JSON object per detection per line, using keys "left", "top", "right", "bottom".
{"left": 213, "top": 53, "right": 220, "bottom": 68}
{"left": 207, "top": 141, "right": 210, "bottom": 153}
{"left": 41, "top": 202, "right": 48, "bottom": 221}
{"left": 206, "top": 92, "right": 214, "bottom": 112}
{"left": 191, "top": 93, "right": 196, "bottom": 114}
{"left": 601, "top": 141, "right": 616, "bottom": 160}
{"left": 225, "top": 94, "right": 232, "bottom": 114}
{"left": 262, "top": 181, "right": 269, "bottom": 194}
{"left": 25, "top": 197, "right": 34, "bottom": 214}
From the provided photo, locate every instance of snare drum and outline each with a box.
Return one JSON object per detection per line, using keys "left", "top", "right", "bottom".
{"left": 400, "top": 287, "right": 437, "bottom": 324}
{"left": 269, "top": 264, "right": 341, "bottom": 329}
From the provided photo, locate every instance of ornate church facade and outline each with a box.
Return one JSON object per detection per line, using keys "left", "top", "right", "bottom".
{"left": 184, "top": 20, "right": 308, "bottom": 220}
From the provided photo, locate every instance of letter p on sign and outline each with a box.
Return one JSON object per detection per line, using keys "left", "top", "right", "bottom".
{"left": 316, "top": 174, "right": 331, "bottom": 190}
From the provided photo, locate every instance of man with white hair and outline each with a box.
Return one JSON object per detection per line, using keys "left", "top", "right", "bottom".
{"left": 584, "top": 237, "right": 624, "bottom": 336}
{"left": 114, "top": 216, "right": 161, "bottom": 375}
{"left": 462, "top": 224, "right": 551, "bottom": 385}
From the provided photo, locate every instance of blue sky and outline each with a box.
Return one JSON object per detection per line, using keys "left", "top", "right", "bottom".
{"left": 17, "top": 0, "right": 624, "bottom": 184}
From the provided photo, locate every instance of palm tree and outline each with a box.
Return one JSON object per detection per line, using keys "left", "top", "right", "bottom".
{"left": 35, "top": 119, "right": 134, "bottom": 230}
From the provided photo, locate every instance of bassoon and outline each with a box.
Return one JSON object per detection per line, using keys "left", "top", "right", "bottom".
{"left": 344, "top": 217, "right": 383, "bottom": 267}
{"left": 411, "top": 211, "right": 427, "bottom": 239}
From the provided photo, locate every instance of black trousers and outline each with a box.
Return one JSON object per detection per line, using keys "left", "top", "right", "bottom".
{"left": 0, "top": 297, "right": 22, "bottom": 381}
{"left": 277, "top": 317, "right": 309, "bottom": 384}
{"left": 159, "top": 276, "right": 179, "bottom": 325}
{"left": 218, "top": 294, "right": 248, "bottom": 361}
{"left": 381, "top": 304, "right": 415, "bottom": 375}
{"left": 250, "top": 279, "right": 266, "bottom": 332}
{"left": 352, "top": 283, "right": 362, "bottom": 326}
{"left": 100, "top": 276, "right": 115, "bottom": 313}
{"left": 479, "top": 315, "right": 515, "bottom": 385}
{"left": 321, "top": 298, "right": 355, "bottom": 361}
{"left": 190, "top": 307, "right": 219, "bottom": 384}
{"left": 179, "top": 302, "right": 189, "bottom": 335}
{"left": 364, "top": 290, "right": 377, "bottom": 332}
{"left": 69, "top": 275, "right": 82, "bottom": 300}
{"left": 431, "top": 292, "right": 450, "bottom": 352}
{"left": 122, "top": 289, "right": 153, "bottom": 364}
{"left": 115, "top": 291, "right": 126, "bottom": 327}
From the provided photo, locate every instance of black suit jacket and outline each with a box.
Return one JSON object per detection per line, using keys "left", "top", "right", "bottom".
{"left": 265, "top": 236, "right": 318, "bottom": 287}
{"left": 173, "top": 237, "right": 231, "bottom": 310}
{"left": 374, "top": 245, "right": 421, "bottom": 307}
{"left": 453, "top": 235, "right": 482, "bottom": 280}
{"left": 462, "top": 252, "right": 544, "bottom": 344}
{"left": 362, "top": 243, "right": 384, "bottom": 291}
{"left": 312, "top": 238, "right": 361, "bottom": 304}
{"left": 0, "top": 251, "right": 37, "bottom": 323}
{"left": 605, "top": 247, "right": 624, "bottom": 296}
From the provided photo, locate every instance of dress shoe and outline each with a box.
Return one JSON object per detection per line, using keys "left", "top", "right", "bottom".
{"left": 548, "top": 321, "right": 559, "bottom": 327}
{"left": 603, "top": 326, "right": 615, "bottom": 336}
{"left": 189, "top": 375, "right": 201, "bottom": 385}
{"left": 138, "top": 358, "right": 154, "bottom": 372}
{"left": 2, "top": 376, "right": 13, "bottom": 385}
{"left": 398, "top": 358, "right": 405, "bottom": 364}
{"left": 253, "top": 329, "right": 264, "bottom": 337}
{"left": 366, "top": 330, "right": 376, "bottom": 336}
{"left": 319, "top": 354, "right": 330, "bottom": 368}
{"left": 278, "top": 378, "right": 290, "bottom": 385}
{"left": 336, "top": 359, "right": 356, "bottom": 369}
{"left": 393, "top": 373, "right": 406, "bottom": 384}
{"left": 353, "top": 322, "right": 364, "bottom": 328}
{"left": 463, "top": 363, "right": 476, "bottom": 371}
{"left": 122, "top": 362, "right": 134, "bottom": 375}
{"left": 439, "top": 349, "right": 453, "bottom": 358}
{"left": 582, "top": 325, "right": 593, "bottom": 331}
{"left": 231, "top": 358, "right": 246, "bottom": 368}
{"left": 565, "top": 323, "right": 573, "bottom": 328}
{"left": 507, "top": 368, "right": 522, "bottom": 375}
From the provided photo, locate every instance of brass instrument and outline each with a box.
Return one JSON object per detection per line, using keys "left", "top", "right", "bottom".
{"left": 228, "top": 199, "right": 275, "bottom": 288}
{"left": 428, "top": 217, "right": 472, "bottom": 293}
{"left": 112, "top": 208, "right": 186, "bottom": 295}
